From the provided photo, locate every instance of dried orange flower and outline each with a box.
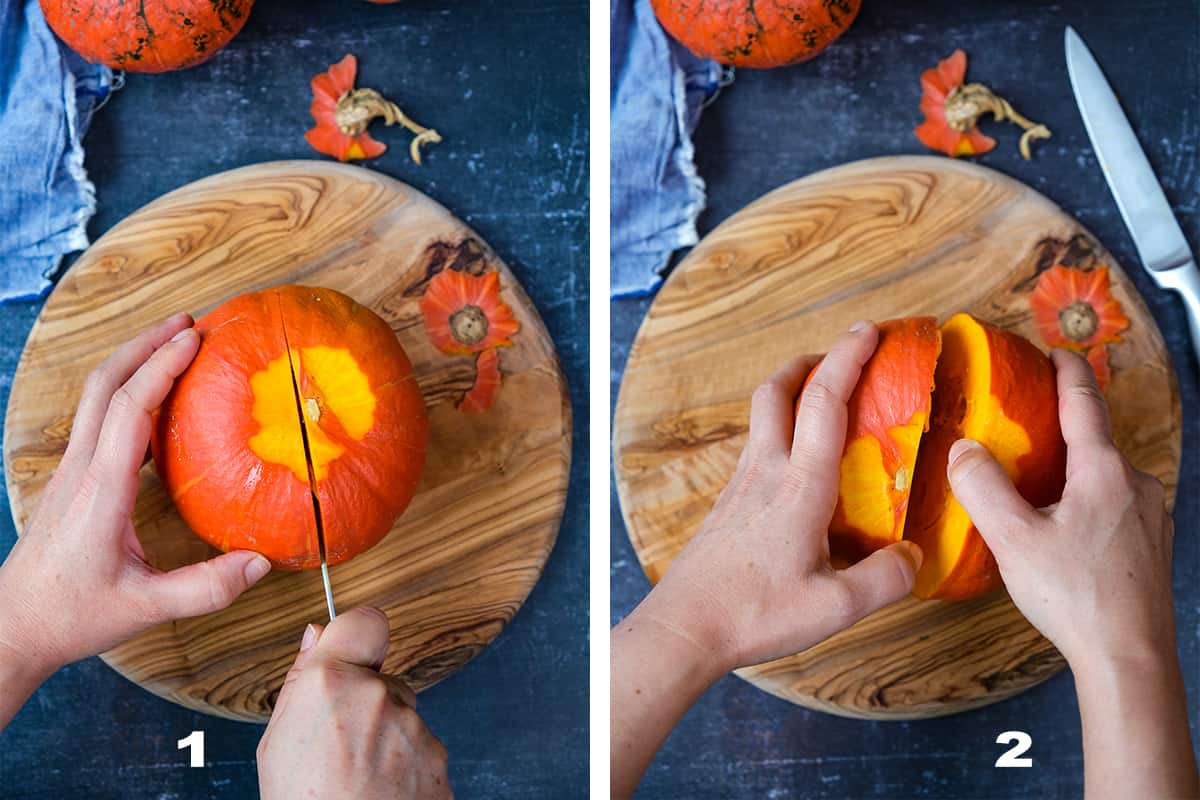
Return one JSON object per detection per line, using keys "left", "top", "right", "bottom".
{"left": 1086, "top": 345, "right": 1111, "bottom": 391}
{"left": 915, "top": 49, "right": 1051, "bottom": 160}
{"left": 1030, "top": 263, "right": 1129, "bottom": 350}
{"left": 421, "top": 269, "right": 520, "bottom": 355}
{"left": 305, "top": 54, "right": 441, "bottom": 164}
{"left": 460, "top": 348, "right": 502, "bottom": 413}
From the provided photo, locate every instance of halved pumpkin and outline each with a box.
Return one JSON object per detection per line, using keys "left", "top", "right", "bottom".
{"left": 794, "top": 314, "right": 1066, "bottom": 600}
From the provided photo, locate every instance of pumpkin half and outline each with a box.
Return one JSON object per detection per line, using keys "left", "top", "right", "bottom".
{"left": 151, "top": 285, "right": 428, "bottom": 569}
{"left": 39, "top": 0, "right": 255, "bottom": 73}
{"left": 796, "top": 314, "right": 1066, "bottom": 600}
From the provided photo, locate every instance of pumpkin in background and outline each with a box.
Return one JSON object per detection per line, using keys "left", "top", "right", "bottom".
{"left": 39, "top": 0, "right": 255, "bottom": 73}
{"left": 151, "top": 285, "right": 429, "bottom": 569}
{"left": 905, "top": 314, "right": 1066, "bottom": 600}
{"left": 650, "top": 0, "right": 861, "bottom": 69}
{"left": 796, "top": 314, "right": 1066, "bottom": 601}
{"left": 798, "top": 318, "right": 941, "bottom": 564}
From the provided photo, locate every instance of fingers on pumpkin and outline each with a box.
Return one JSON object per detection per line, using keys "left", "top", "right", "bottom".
{"left": 790, "top": 323, "right": 879, "bottom": 473}
{"left": 144, "top": 550, "right": 271, "bottom": 621}
{"left": 69, "top": 312, "right": 193, "bottom": 463}
{"left": 1051, "top": 348, "right": 1115, "bottom": 455}
{"left": 747, "top": 354, "right": 819, "bottom": 458}
{"left": 92, "top": 328, "right": 201, "bottom": 507}
{"left": 835, "top": 541, "right": 923, "bottom": 619}
{"left": 945, "top": 438, "right": 1041, "bottom": 545}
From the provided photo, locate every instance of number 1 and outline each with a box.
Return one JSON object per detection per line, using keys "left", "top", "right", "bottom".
{"left": 177, "top": 730, "right": 205, "bottom": 768}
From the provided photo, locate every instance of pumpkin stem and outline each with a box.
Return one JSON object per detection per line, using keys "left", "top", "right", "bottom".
{"left": 944, "top": 83, "right": 1051, "bottom": 160}
{"left": 335, "top": 88, "right": 443, "bottom": 165}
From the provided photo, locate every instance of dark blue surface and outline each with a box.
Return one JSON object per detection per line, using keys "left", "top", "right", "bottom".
{"left": 0, "top": 1, "right": 588, "bottom": 797}
{"left": 611, "top": 2, "right": 1199, "bottom": 798}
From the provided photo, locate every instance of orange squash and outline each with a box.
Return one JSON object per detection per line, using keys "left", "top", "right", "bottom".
{"left": 39, "top": 0, "right": 254, "bottom": 73}
{"left": 905, "top": 314, "right": 1066, "bottom": 599}
{"left": 151, "top": 285, "right": 428, "bottom": 570}
{"left": 796, "top": 314, "right": 1066, "bottom": 600}
{"left": 650, "top": 0, "right": 861, "bottom": 69}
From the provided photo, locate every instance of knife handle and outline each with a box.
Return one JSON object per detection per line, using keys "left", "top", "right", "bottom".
{"left": 1153, "top": 262, "right": 1200, "bottom": 370}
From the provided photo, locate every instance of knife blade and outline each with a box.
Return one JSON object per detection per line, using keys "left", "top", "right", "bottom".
{"left": 1065, "top": 26, "right": 1200, "bottom": 362}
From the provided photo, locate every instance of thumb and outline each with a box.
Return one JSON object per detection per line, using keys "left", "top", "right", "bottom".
{"left": 270, "top": 623, "right": 324, "bottom": 720}
{"left": 143, "top": 550, "right": 271, "bottom": 621}
{"left": 835, "top": 541, "right": 922, "bottom": 619}
{"left": 310, "top": 606, "right": 391, "bottom": 670}
{"left": 946, "top": 438, "right": 1041, "bottom": 551}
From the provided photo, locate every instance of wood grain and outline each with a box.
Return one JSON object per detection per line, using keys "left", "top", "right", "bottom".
{"left": 613, "top": 156, "right": 1181, "bottom": 719}
{"left": 3, "top": 161, "right": 571, "bottom": 722}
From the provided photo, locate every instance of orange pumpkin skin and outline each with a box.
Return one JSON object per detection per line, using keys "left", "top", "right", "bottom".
{"left": 39, "top": 0, "right": 254, "bottom": 73}
{"left": 906, "top": 314, "right": 1066, "bottom": 600}
{"left": 650, "top": 0, "right": 861, "bottom": 69}
{"left": 151, "top": 285, "right": 428, "bottom": 570}
{"left": 798, "top": 318, "right": 941, "bottom": 564}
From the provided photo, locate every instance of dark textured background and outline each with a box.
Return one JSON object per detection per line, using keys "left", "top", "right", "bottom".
{"left": 0, "top": 0, "right": 588, "bottom": 797}
{"left": 611, "top": 1, "right": 1200, "bottom": 798}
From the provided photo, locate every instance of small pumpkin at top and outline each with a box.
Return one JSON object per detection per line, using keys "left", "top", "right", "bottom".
{"left": 650, "top": 0, "right": 861, "bottom": 69}
{"left": 39, "top": 0, "right": 255, "bottom": 73}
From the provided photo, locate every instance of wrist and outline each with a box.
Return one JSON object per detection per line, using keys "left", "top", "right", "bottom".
{"left": 1068, "top": 632, "right": 1180, "bottom": 688}
{"left": 0, "top": 565, "right": 65, "bottom": 682}
{"left": 632, "top": 581, "right": 739, "bottom": 680}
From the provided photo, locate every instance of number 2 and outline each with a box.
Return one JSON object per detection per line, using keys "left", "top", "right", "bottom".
{"left": 995, "top": 731, "right": 1033, "bottom": 768}
{"left": 177, "top": 730, "right": 205, "bottom": 768}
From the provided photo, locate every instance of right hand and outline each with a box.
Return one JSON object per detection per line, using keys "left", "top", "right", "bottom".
{"left": 946, "top": 348, "right": 1175, "bottom": 666}
{"left": 257, "top": 607, "right": 452, "bottom": 800}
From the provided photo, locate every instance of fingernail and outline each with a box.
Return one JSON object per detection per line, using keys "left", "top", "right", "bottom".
{"left": 244, "top": 554, "right": 271, "bottom": 583}
{"left": 849, "top": 320, "right": 872, "bottom": 332}
{"left": 899, "top": 541, "right": 924, "bottom": 571}
{"left": 300, "top": 624, "right": 318, "bottom": 652}
{"left": 170, "top": 327, "right": 194, "bottom": 343}
{"left": 948, "top": 438, "right": 981, "bottom": 468}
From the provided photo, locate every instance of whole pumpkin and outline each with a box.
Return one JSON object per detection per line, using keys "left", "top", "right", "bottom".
{"left": 151, "top": 285, "right": 429, "bottom": 569}
{"left": 650, "top": 0, "right": 861, "bottom": 69}
{"left": 39, "top": 0, "right": 255, "bottom": 73}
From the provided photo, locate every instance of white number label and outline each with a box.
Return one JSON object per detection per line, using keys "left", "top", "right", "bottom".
{"left": 177, "top": 730, "right": 205, "bottom": 768}
{"left": 994, "top": 731, "right": 1033, "bottom": 768}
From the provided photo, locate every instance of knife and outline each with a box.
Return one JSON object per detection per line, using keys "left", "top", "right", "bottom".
{"left": 1065, "top": 26, "right": 1200, "bottom": 366}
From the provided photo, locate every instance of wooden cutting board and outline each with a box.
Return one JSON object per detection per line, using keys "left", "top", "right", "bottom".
{"left": 614, "top": 156, "right": 1181, "bottom": 720}
{"left": 3, "top": 161, "right": 571, "bottom": 722}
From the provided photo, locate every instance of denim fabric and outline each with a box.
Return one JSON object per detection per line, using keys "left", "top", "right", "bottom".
{"left": 0, "top": 0, "right": 113, "bottom": 302}
{"left": 610, "top": 0, "right": 728, "bottom": 298}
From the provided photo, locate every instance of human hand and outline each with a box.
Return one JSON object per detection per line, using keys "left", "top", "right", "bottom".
{"left": 637, "top": 322, "right": 923, "bottom": 673}
{"left": 258, "top": 607, "right": 451, "bottom": 800}
{"left": 945, "top": 348, "right": 1175, "bottom": 667}
{"left": 0, "top": 313, "right": 272, "bottom": 679}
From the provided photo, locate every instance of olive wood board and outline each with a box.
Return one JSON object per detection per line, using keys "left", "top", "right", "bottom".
{"left": 613, "top": 156, "right": 1181, "bottom": 720}
{"left": 4, "top": 160, "right": 572, "bottom": 722}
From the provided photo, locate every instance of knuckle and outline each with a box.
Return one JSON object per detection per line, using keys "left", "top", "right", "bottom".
{"left": 82, "top": 368, "right": 107, "bottom": 399}
{"left": 108, "top": 385, "right": 139, "bottom": 417}
{"left": 800, "top": 379, "right": 838, "bottom": 413}
{"left": 201, "top": 560, "right": 238, "bottom": 610}
{"left": 750, "top": 380, "right": 785, "bottom": 411}
{"left": 1065, "top": 382, "right": 1107, "bottom": 412}
{"left": 824, "top": 578, "right": 863, "bottom": 624}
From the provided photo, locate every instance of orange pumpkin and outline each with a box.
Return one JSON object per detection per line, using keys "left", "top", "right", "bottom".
{"left": 39, "top": 0, "right": 254, "bottom": 73}
{"left": 151, "top": 285, "right": 428, "bottom": 569}
{"left": 650, "top": 0, "right": 861, "bottom": 69}
{"left": 796, "top": 314, "right": 1066, "bottom": 600}
{"left": 905, "top": 314, "right": 1066, "bottom": 599}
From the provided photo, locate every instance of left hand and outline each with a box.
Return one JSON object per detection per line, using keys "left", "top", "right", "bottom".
{"left": 638, "top": 321, "right": 922, "bottom": 673}
{"left": 0, "top": 313, "right": 272, "bottom": 677}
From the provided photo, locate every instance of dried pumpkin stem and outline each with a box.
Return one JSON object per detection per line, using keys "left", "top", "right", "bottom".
{"left": 335, "top": 88, "right": 443, "bottom": 165}
{"left": 944, "top": 83, "right": 1051, "bottom": 160}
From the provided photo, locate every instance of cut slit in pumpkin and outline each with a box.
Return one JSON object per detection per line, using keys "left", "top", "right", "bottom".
{"left": 279, "top": 296, "right": 330, "bottom": 571}
{"left": 800, "top": 314, "right": 1066, "bottom": 600}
